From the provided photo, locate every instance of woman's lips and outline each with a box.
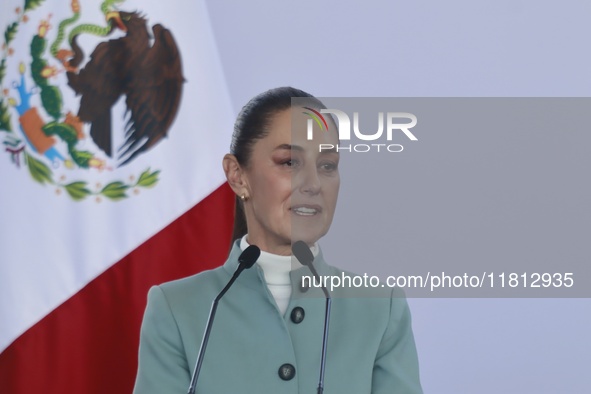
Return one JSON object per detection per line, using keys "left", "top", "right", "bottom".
{"left": 290, "top": 205, "right": 322, "bottom": 216}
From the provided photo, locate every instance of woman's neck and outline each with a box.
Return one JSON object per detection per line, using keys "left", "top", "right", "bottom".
{"left": 240, "top": 235, "right": 318, "bottom": 257}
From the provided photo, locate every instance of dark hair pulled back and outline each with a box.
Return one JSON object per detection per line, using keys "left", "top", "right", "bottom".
{"left": 229, "top": 86, "right": 325, "bottom": 246}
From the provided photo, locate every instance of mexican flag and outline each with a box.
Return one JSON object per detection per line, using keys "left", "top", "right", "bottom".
{"left": 0, "top": 0, "right": 235, "bottom": 392}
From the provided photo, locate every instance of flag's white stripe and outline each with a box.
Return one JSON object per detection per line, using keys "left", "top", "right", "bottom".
{"left": 0, "top": 0, "right": 234, "bottom": 353}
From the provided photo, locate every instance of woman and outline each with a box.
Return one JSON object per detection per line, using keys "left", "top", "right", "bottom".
{"left": 133, "top": 87, "right": 423, "bottom": 393}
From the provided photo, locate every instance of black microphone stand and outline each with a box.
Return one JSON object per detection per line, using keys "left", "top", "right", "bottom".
{"left": 292, "top": 241, "right": 331, "bottom": 394}
{"left": 187, "top": 245, "right": 260, "bottom": 394}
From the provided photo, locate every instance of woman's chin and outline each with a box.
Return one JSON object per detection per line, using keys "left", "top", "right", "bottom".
{"left": 290, "top": 227, "right": 327, "bottom": 246}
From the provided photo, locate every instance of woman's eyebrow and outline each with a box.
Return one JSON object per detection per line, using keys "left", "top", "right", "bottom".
{"left": 319, "top": 147, "right": 338, "bottom": 154}
{"left": 274, "top": 144, "right": 304, "bottom": 152}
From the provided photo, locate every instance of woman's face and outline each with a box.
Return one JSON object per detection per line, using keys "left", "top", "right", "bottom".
{"left": 241, "top": 107, "right": 340, "bottom": 255}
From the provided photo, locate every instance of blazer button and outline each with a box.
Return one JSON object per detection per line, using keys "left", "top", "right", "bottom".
{"left": 290, "top": 307, "right": 305, "bottom": 324}
{"left": 278, "top": 363, "right": 296, "bottom": 381}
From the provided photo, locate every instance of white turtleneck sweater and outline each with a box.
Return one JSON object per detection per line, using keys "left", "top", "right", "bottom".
{"left": 240, "top": 235, "right": 318, "bottom": 315}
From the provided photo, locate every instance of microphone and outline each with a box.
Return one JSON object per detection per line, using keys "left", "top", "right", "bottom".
{"left": 292, "top": 241, "right": 331, "bottom": 394}
{"left": 187, "top": 245, "right": 260, "bottom": 394}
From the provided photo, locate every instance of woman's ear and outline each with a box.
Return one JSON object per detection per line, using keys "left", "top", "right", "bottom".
{"left": 223, "top": 154, "right": 248, "bottom": 195}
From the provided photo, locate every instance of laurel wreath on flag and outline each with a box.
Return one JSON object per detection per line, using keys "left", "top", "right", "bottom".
{"left": 0, "top": 0, "right": 161, "bottom": 202}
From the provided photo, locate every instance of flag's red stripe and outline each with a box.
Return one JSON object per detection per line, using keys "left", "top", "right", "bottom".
{"left": 0, "top": 183, "right": 235, "bottom": 394}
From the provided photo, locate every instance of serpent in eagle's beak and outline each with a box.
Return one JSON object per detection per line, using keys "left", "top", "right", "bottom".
{"left": 106, "top": 11, "right": 127, "bottom": 32}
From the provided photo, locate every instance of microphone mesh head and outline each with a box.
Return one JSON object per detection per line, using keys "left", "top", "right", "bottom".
{"left": 238, "top": 245, "right": 260, "bottom": 268}
{"left": 292, "top": 241, "right": 314, "bottom": 266}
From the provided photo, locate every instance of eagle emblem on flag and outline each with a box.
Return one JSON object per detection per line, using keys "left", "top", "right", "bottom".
{"left": 0, "top": 0, "right": 184, "bottom": 201}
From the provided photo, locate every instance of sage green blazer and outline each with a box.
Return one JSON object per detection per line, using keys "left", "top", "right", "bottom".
{"left": 133, "top": 242, "right": 422, "bottom": 393}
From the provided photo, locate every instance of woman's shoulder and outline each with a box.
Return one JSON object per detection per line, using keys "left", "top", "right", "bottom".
{"left": 150, "top": 265, "right": 231, "bottom": 308}
{"left": 317, "top": 262, "right": 407, "bottom": 300}
{"left": 155, "top": 242, "right": 249, "bottom": 300}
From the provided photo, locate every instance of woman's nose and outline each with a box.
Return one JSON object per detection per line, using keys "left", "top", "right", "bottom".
{"left": 297, "top": 164, "right": 321, "bottom": 195}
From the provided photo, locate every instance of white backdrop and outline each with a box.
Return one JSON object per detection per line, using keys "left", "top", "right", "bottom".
{"left": 205, "top": 1, "right": 591, "bottom": 393}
